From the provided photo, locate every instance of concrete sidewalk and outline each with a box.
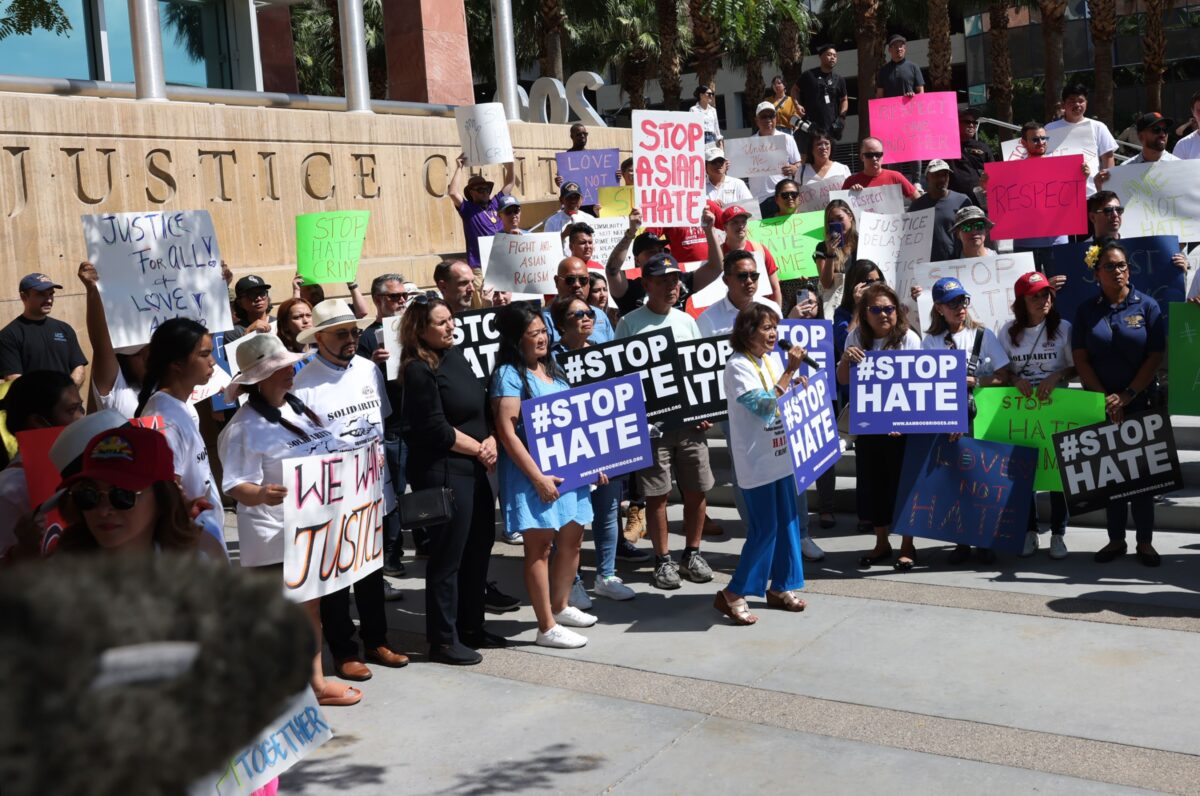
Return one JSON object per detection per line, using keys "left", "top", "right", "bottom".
{"left": 269, "top": 507, "right": 1200, "bottom": 795}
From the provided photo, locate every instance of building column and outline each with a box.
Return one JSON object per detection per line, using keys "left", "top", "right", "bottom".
{"left": 382, "top": 0, "right": 474, "bottom": 106}
{"left": 128, "top": 0, "right": 167, "bottom": 100}
{"left": 256, "top": 5, "right": 299, "bottom": 94}
{"left": 338, "top": 0, "right": 373, "bottom": 112}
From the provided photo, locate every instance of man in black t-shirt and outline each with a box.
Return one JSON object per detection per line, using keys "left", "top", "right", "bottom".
{"left": 0, "top": 273, "right": 87, "bottom": 386}
{"left": 875, "top": 34, "right": 925, "bottom": 98}
{"left": 797, "top": 44, "right": 849, "bottom": 147}
{"left": 947, "top": 107, "right": 996, "bottom": 205}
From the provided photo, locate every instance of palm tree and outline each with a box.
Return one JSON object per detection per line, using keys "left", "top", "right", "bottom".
{"left": 597, "top": 0, "right": 660, "bottom": 111}
{"left": 1142, "top": 0, "right": 1174, "bottom": 113}
{"left": 718, "top": 0, "right": 811, "bottom": 126}
{"left": 689, "top": 0, "right": 723, "bottom": 89}
{"left": 988, "top": 0, "right": 1014, "bottom": 123}
{"left": 291, "top": 0, "right": 388, "bottom": 98}
{"left": 778, "top": 15, "right": 806, "bottom": 90}
{"left": 658, "top": 0, "right": 684, "bottom": 109}
{"left": 539, "top": 0, "right": 565, "bottom": 82}
{"left": 1087, "top": 0, "right": 1116, "bottom": 127}
{"left": 1035, "top": 0, "right": 1066, "bottom": 121}
{"left": 927, "top": 0, "right": 952, "bottom": 90}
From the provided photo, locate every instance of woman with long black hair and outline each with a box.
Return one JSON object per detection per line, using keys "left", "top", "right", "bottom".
{"left": 135, "top": 318, "right": 226, "bottom": 555}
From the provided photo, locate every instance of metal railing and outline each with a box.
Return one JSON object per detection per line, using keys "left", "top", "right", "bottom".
{"left": 976, "top": 115, "right": 1134, "bottom": 163}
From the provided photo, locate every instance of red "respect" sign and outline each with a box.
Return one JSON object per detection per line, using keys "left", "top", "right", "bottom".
{"left": 632, "top": 110, "right": 705, "bottom": 228}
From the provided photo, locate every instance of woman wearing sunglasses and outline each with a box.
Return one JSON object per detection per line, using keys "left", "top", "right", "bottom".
{"left": 920, "top": 278, "right": 1011, "bottom": 566}
{"left": 690, "top": 84, "right": 723, "bottom": 146}
{"left": 816, "top": 199, "right": 859, "bottom": 319}
{"left": 549, "top": 297, "right": 638, "bottom": 603}
{"left": 837, "top": 284, "right": 921, "bottom": 570}
{"left": 1072, "top": 240, "right": 1166, "bottom": 567}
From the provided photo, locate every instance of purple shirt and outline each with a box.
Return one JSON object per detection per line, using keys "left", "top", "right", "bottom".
{"left": 458, "top": 194, "right": 507, "bottom": 268}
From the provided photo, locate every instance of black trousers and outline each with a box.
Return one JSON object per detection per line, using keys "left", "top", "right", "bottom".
{"left": 855, "top": 434, "right": 908, "bottom": 527}
{"left": 415, "top": 464, "right": 496, "bottom": 646}
{"left": 320, "top": 565, "right": 389, "bottom": 660}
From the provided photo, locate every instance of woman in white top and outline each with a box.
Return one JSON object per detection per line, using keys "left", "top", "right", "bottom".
{"left": 837, "top": 284, "right": 922, "bottom": 570}
{"left": 1000, "top": 272, "right": 1074, "bottom": 560}
{"left": 78, "top": 261, "right": 146, "bottom": 419}
{"left": 796, "top": 130, "right": 851, "bottom": 187}
{"left": 135, "top": 318, "right": 227, "bottom": 556}
{"left": 217, "top": 334, "right": 361, "bottom": 707}
{"left": 920, "top": 278, "right": 1011, "bottom": 565}
{"left": 715, "top": 302, "right": 809, "bottom": 625}
{"left": 690, "top": 85, "right": 722, "bottom": 145}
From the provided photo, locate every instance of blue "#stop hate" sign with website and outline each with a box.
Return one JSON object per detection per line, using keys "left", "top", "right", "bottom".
{"left": 849, "top": 350, "right": 969, "bottom": 435}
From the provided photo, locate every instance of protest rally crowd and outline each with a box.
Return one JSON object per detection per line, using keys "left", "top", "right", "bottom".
{"left": 3, "top": 40, "right": 1200, "bottom": 794}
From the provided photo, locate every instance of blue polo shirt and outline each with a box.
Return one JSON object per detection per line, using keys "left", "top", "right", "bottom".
{"left": 543, "top": 307, "right": 614, "bottom": 347}
{"left": 1071, "top": 288, "right": 1165, "bottom": 394}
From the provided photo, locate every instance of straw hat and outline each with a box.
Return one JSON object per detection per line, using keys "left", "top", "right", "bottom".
{"left": 222, "top": 334, "right": 309, "bottom": 402}
{"left": 295, "top": 299, "right": 373, "bottom": 344}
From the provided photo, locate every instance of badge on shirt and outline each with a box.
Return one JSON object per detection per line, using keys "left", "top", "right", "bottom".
{"left": 1124, "top": 314, "right": 1145, "bottom": 328}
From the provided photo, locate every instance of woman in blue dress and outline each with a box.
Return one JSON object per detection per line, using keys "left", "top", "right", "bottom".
{"left": 490, "top": 304, "right": 605, "bottom": 649}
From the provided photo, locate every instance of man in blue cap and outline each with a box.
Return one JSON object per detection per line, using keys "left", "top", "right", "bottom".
{"left": 0, "top": 273, "right": 87, "bottom": 386}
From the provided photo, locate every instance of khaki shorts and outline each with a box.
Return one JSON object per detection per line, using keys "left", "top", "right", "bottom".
{"left": 636, "top": 427, "right": 714, "bottom": 498}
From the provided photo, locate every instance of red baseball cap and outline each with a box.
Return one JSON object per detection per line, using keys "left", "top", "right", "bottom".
{"left": 719, "top": 205, "right": 752, "bottom": 229}
{"left": 1014, "top": 271, "right": 1055, "bottom": 297}
{"left": 60, "top": 426, "right": 176, "bottom": 492}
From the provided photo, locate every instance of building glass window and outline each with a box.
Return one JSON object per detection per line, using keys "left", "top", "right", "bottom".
{"left": 106, "top": 0, "right": 231, "bottom": 87}
{"left": 0, "top": 0, "right": 96, "bottom": 79}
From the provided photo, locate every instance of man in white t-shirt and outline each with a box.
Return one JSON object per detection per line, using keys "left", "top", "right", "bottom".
{"left": 292, "top": 299, "right": 409, "bottom": 680}
{"left": 1172, "top": 91, "right": 1200, "bottom": 159}
{"left": 704, "top": 147, "right": 754, "bottom": 207}
{"left": 543, "top": 182, "right": 598, "bottom": 233}
{"left": 746, "top": 101, "right": 802, "bottom": 205}
{"left": 1045, "top": 84, "right": 1116, "bottom": 196}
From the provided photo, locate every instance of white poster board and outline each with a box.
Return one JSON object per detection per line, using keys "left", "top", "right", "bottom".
{"left": 856, "top": 209, "right": 935, "bottom": 320}
{"left": 81, "top": 210, "right": 234, "bottom": 349}
{"left": 632, "top": 110, "right": 706, "bottom": 227}
{"left": 587, "top": 217, "right": 636, "bottom": 270}
{"left": 478, "top": 235, "right": 543, "bottom": 302}
{"left": 796, "top": 176, "right": 845, "bottom": 213}
{"left": 828, "top": 184, "right": 905, "bottom": 223}
{"left": 1102, "top": 160, "right": 1200, "bottom": 243}
{"left": 911, "top": 252, "right": 1036, "bottom": 336}
{"left": 456, "top": 103, "right": 514, "bottom": 166}
{"left": 482, "top": 232, "right": 562, "bottom": 295}
{"left": 383, "top": 314, "right": 403, "bottom": 380}
{"left": 724, "top": 135, "right": 790, "bottom": 178}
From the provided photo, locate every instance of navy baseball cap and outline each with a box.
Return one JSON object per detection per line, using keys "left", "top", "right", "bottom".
{"left": 560, "top": 181, "right": 583, "bottom": 199}
{"left": 19, "top": 273, "right": 62, "bottom": 292}
{"left": 642, "top": 253, "right": 682, "bottom": 278}
{"left": 496, "top": 195, "right": 521, "bottom": 212}
{"left": 932, "top": 277, "right": 969, "bottom": 304}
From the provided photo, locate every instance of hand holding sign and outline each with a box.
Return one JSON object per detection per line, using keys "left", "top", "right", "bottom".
{"left": 632, "top": 110, "right": 706, "bottom": 227}
{"left": 296, "top": 211, "right": 370, "bottom": 285}
{"left": 984, "top": 156, "right": 1087, "bottom": 239}
{"left": 850, "top": 350, "right": 968, "bottom": 434}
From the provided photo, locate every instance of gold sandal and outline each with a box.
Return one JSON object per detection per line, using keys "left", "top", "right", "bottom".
{"left": 766, "top": 590, "right": 807, "bottom": 612}
{"left": 714, "top": 591, "right": 758, "bottom": 625}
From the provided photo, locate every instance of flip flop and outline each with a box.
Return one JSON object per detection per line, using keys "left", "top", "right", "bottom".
{"left": 314, "top": 682, "right": 363, "bottom": 707}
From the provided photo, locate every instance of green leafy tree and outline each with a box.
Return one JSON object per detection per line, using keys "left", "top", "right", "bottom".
{"left": 0, "top": 0, "right": 70, "bottom": 40}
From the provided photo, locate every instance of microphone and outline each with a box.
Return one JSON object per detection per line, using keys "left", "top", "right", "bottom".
{"left": 785, "top": 343, "right": 821, "bottom": 370}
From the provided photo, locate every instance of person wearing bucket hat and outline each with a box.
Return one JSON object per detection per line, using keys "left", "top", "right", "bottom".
{"left": 291, "top": 299, "right": 410, "bottom": 678}
{"left": 910, "top": 160, "right": 972, "bottom": 262}
{"left": 544, "top": 181, "right": 597, "bottom": 233}
{"left": 1001, "top": 272, "right": 1074, "bottom": 559}
{"left": 449, "top": 153, "right": 516, "bottom": 269}
{"left": 217, "top": 333, "right": 370, "bottom": 706}
{"left": 77, "top": 261, "right": 146, "bottom": 418}
{"left": 950, "top": 206, "right": 996, "bottom": 258}
{"left": 0, "top": 271, "right": 86, "bottom": 386}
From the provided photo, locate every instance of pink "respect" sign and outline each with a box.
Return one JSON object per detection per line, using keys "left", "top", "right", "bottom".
{"left": 984, "top": 155, "right": 1088, "bottom": 240}
{"left": 868, "top": 91, "right": 960, "bottom": 164}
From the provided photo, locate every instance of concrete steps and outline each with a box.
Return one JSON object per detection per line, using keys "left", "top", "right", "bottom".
{"left": 689, "top": 415, "right": 1200, "bottom": 533}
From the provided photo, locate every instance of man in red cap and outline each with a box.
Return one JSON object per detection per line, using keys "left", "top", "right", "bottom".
{"left": 716, "top": 206, "right": 782, "bottom": 306}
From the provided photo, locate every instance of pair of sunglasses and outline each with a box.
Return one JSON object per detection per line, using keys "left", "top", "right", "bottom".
{"left": 868, "top": 305, "right": 896, "bottom": 316}
{"left": 70, "top": 485, "right": 144, "bottom": 511}
{"left": 734, "top": 272, "right": 760, "bottom": 282}
{"left": 566, "top": 308, "right": 596, "bottom": 320}
{"left": 560, "top": 275, "right": 589, "bottom": 286}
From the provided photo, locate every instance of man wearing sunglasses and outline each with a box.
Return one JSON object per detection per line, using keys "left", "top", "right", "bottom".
{"left": 1122, "top": 112, "right": 1179, "bottom": 165}
{"left": 947, "top": 107, "right": 995, "bottom": 204}
{"left": 448, "top": 154, "right": 516, "bottom": 270}
{"left": 842, "top": 137, "right": 918, "bottom": 199}
{"left": 1084, "top": 190, "right": 1190, "bottom": 274}
{"left": 543, "top": 257, "right": 615, "bottom": 345}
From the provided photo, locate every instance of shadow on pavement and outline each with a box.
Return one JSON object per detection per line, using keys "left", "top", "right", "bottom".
{"left": 431, "top": 743, "right": 603, "bottom": 795}
{"left": 279, "top": 752, "right": 387, "bottom": 793}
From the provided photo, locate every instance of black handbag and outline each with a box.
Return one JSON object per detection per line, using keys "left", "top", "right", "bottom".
{"left": 399, "top": 484, "right": 455, "bottom": 529}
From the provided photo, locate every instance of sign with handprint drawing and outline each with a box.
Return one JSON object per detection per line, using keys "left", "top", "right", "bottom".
{"left": 456, "top": 103, "right": 514, "bottom": 166}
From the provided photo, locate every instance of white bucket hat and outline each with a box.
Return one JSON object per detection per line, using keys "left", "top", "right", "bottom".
{"left": 48, "top": 409, "right": 129, "bottom": 477}
{"left": 223, "top": 334, "right": 309, "bottom": 402}
{"left": 296, "top": 299, "right": 373, "bottom": 344}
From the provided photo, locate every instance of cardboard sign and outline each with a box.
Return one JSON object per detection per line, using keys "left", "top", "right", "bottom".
{"left": 295, "top": 211, "right": 370, "bottom": 285}
{"left": 632, "top": 110, "right": 706, "bottom": 227}
{"left": 973, "top": 387, "right": 1107, "bottom": 492}
{"left": 857, "top": 209, "right": 935, "bottom": 319}
{"left": 556, "top": 148, "right": 620, "bottom": 205}
{"left": 282, "top": 441, "right": 385, "bottom": 602}
{"left": 827, "top": 184, "right": 905, "bottom": 223}
{"left": 456, "top": 102, "right": 514, "bottom": 166}
{"left": 1053, "top": 409, "right": 1183, "bottom": 515}
{"left": 849, "top": 350, "right": 969, "bottom": 434}
{"left": 452, "top": 302, "right": 537, "bottom": 382}
{"left": 589, "top": 217, "right": 636, "bottom": 271}
{"left": 776, "top": 319, "right": 836, "bottom": 398}
{"left": 745, "top": 211, "right": 825, "bottom": 280}
{"left": 777, "top": 376, "right": 840, "bottom": 492}
{"left": 1047, "top": 236, "right": 1184, "bottom": 326}
{"left": 598, "top": 185, "right": 635, "bottom": 218}
{"left": 1168, "top": 302, "right": 1200, "bottom": 415}
{"left": 208, "top": 330, "right": 239, "bottom": 412}
{"left": 984, "top": 155, "right": 1087, "bottom": 239}
{"left": 912, "top": 252, "right": 1036, "bottom": 337}
{"left": 383, "top": 315, "right": 403, "bottom": 381}
{"left": 868, "top": 91, "right": 960, "bottom": 164}
{"left": 1001, "top": 123, "right": 1096, "bottom": 167}
{"left": 664, "top": 335, "right": 737, "bottom": 428}
{"left": 724, "top": 135, "right": 791, "bottom": 178}
{"left": 556, "top": 329, "right": 685, "bottom": 426}
{"left": 189, "top": 689, "right": 332, "bottom": 796}
{"left": 796, "top": 176, "right": 846, "bottom": 213}
{"left": 520, "top": 373, "right": 652, "bottom": 492}
{"left": 81, "top": 210, "right": 233, "bottom": 349}
{"left": 893, "top": 434, "right": 1036, "bottom": 553}
{"left": 483, "top": 232, "right": 562, "bottom": 294}
{"left": 1102, "top": 160, "right": 1200, "bottom": 243}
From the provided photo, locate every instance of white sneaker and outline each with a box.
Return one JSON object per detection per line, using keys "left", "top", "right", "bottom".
{"left": 1049, "top": 534, "right": 1068, "bottom": 560}
{"left": 801, "top": 537, "right": 826, "bottom": 562}
{"left": 536, "top": 624, "right": 588, "bottom": 649}
{"left": 1020, "top": 531, "right": 1039, "bottom": 558}
{"left": 594, "top": 575, "right": 635, "bottom": 601}
{"left": 502, "top": 531, "right": 524, "bottom": 545}
{"left": 553, "top": 605, "right": 598, "bottom": 627}
{"left": 568, "top": 579, "right": 593, "bottom": 610}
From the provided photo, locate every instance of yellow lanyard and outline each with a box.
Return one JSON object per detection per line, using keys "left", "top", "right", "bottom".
{"left": 745, "top": 352, "right": 778, "bottom": 393}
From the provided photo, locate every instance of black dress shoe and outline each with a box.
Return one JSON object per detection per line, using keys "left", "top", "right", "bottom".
{"left": 1094, "top": 542, "right": 1128, "bottom": 563}
{"left": 429, "top": 642, "right": 482, "bottom": 666}
{"left": 382, "top": 558, "right": 406, "bottom": 577}
{"left": 484, "top": 580, "right": 520, "bottom": 613}
{"left": 1137, "top": 547, "right": 1161, "bottom": 567}
{"left": 460, "top": 629, "right": 509, "bottom": 649}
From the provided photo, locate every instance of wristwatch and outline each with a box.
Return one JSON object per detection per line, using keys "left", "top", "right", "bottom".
{"left": 346, "top": 282, "right": 359, "bottom": 291}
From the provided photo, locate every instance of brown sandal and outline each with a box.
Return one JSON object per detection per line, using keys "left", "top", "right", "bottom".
{"left": 314, "top": 682, "right": 363, "bottom": 707}
{"left": 766, "top": 590, "right": 807, "bottom": 612}
{"left": 713, "top": 591, "right": 758, "bottom": 625}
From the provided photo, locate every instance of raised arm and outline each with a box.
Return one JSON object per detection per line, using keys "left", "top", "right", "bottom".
{"left": 500, "top": 161, "right": 516, "bottom": 197}
{"left": 78, "top": 261, "right": 118, "bottom": 396}
{"left": 448, "top": 153, "right": 468, "bottom": 209}
{"left": 690, "top": 205, "right": 722, "bottom": 293}
{"left": 606, "top": 210, "right": 641, "bottom": 298}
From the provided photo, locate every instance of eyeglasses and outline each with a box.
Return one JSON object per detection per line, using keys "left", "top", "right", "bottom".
{"left": 329, "top": 327, "right": 362, "bottom": 340}
{"left": 70, "top": 485, "right": 144, "bottom": 511}
{"left": 375, "top": 292, "right": 408, "bottom": 302}
{"left": 1150, "top": 125, "right": 1169, "bottom": 134}
{"left": 959, "top": 221, "right": 988, "bottom": 233}
{"left": 703, "top": 90, "right": 715, "bottom": 96}
{"left": 709, "top": 159, "right": 727, "bottom": 166}
{"left": 560, "top": 275, "right": 589, "bottom": 286}
{"left": 862, "top": 152, "right": 884, "bottom": 160}
{"left": 1098, "top": 205, "right": 1125, "bottom": 216}
{"left": 1101, "top": 260, "right": 1129, "bottom": 273}
{"left": 868, "top": 305, "right": 896, "bottom": 315}
{"left": 962, "top": 120, "right": 979, "bottom": 126}
{"left": 943, "top": 296, "right": 971, "bottom": 310}
{"left": 778, "top": 191, "right": 799, "bottom": 200}
{"left": 734, "top": 271, "right": 761, "bottom": 282}
{"left": 1028, "top": 136, "right": 1050, "bottom": 143}
{"left": 758, "top": 114, "right": 775, "bottom": 121}
{"left": 567, "top": 308, "right": 596, "bottom": 321}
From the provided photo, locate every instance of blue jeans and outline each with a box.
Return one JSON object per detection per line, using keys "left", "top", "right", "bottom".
{"left": 729, "top": 476, "right": 805, "bottom": 596}
{"left": 590, "top": 479, "right": 622, "bottom": 579}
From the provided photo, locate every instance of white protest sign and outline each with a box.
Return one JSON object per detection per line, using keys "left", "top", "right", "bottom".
{"left": 856, "top": 209, "right": 935, "bottom": 320}
{"left": 1002, "top": 123, "right": 1096, "bottom": 165}
{"left": 796, "top": 176, "right": 845, "bottom": 213}
{"left": 456, "top": 102, "right": 513, "bottom": 166}
{"left": 724, "top": 135, "right": 790, "bottom": 178}
{"left": 189, "top": 689, "right": 332, "bottom": 796}
{"left": 586, "top": 217, "right": 636, "bottom": 270}
{"left": 483, "top": 232, "right": 561, "bottom": 294}
{"left": 1103, "top": 160, "right": 1200, "bottom": 243}
{"left": 282, "top": 441, "right": 385, "bottom": 602}
{"left": 189, "top": 363, "right": 232, "bottom": 405}
{"left": 632, "top": 110, "right": 706, "bottom": 227}
{"left": 915, "top": 252, "right": 1036, "bottom": 336}
{"left": 383, "top": 315, "right": 403, "bottom": 380}
{"left": 689, "top": 251, "right": 769, "bottom": 311}
{"left": 828, "top": 184, "right": 905, "bottom": 223}
{"left": 478, "top": 235, "right": 542, "bottom": 302}
{"left": 81, "top": 210, "right": 233, "bottom": 349}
